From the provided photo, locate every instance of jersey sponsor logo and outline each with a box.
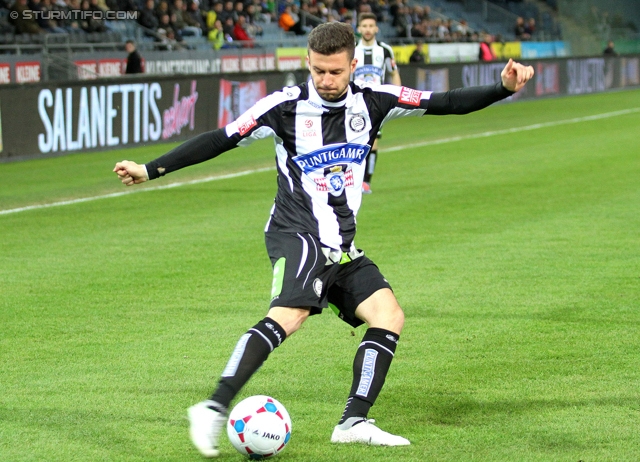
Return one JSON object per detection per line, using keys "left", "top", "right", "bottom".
{"left": 356, "top": 348, "right": 378, "bottom": 397}
{"left": 349, "top": 114, "right": 366, "bottom": 133}
{"left": 293, "top": 142, "right": 370, "bottom": 174}
{"left": 398, "top": 87, "right": 422, "bottom": 106}
{"left": 353, "top": 65, "right": 385, "bottom": 78}
{"left": 236, "top": 112, "right": 257, "bottom": 135}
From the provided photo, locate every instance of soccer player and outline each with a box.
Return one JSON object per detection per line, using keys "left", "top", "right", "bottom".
{"left": 353, "top": 12, "right": 401, "bottom": 194}
{"left": 114, "top": 22, "right": 533, "bottom": 458}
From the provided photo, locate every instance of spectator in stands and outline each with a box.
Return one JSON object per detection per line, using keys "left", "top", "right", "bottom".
{"left": 603, "top": 40, "right": 618, "bottom": 56}
{"left": 410, "top": 18, "right": 429, "bottom": 38}
{"left": 454, "top": 19, "right": 470, "bottom": 39}
{"left": 524, "top": 17, "right": 535, "bottom": 38}
{"left": 234, "top": 1, "right": 247, "bottom": 21}
{"left": 514, "top": 16, "right": 530, "bottom": 41}
{"left": 205, "top": 2, "right": 224, "bottom": 28}
{"left": 250, "top": 0, "right": 273, "bottom": 21}
{"left": 279, "top": 4, "right": 305, "bottom": 35}
{"left": 31, "top": 0, "right": 67, "bottom": 33}
{"left": 112, "top": 0, "right": 136, "bottom": 12}
{"left": 157, "top": 26, "right": 183, "bottom": 50}
{"left": 318, "top": 0, "right": 340, "bottom": 24}
{"left": 59, "top": 0, "right": 84, "bottom": 33}
{"left": 80, "top": 0, "right": 107, "bottom": 33}
{"left": 208, "top": 18, "right": 226, "bottom": 49}
{"left": 218, "top": 1, "right": 237, "bottom": 25}
{"left": 301, "top": 1, "right": 324, "bottom": 29}
{"left": 186, "top": 0, "right": 207, "bottom": 35}
{"left": 479, "top": 33, "right": 496, "bottom": 61}
{"left": 341, "top": 12, "right": 356, "bottom": 31}
{"left": 409, "top": 5, "right": 425, "bottom": 25}
{"left": 222, "top": 16, "right": 235, "bottom": 42}
{"left": 388, "top": 0, "right": 402, "bottom": 21}
{"left": 138, "top": 0, "right": 159, "bottom": 32}
{"left": 251, "top": 1, "right": 273, "bottom": 24}
{"left": 232, "top": 14, "right": 253, "bottom": 46}
{"left": 409, "top": 40, "right": 425, "bottom": 63}
{"left": 88, "top": 0, "right": 108, "bottom": 17}
{"left": 125, "top": 40, "right": 144, "bottom": 74}
{"left": 156, "top": 0, "right": 170, "bottom": 24}
{"left": 434, "top": 18, "right": 449, "bottom": 41}
{"left": 157, "top": 12, "right": 181, "bottom": 41}
{"left": 171, "top": 0, "right": 203, "bottom": 37}
{"left": 10, "top": 0, "right": 43, "bottom": 34}
{"left": 392, "top": 4, "right": 411, "bottom": 38}
{"left": 243, "top": 4, "right": 264, "bottom": 37}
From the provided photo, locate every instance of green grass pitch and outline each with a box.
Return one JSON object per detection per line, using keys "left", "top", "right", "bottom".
{"left": 1, "top": 89, "right": 639, "bottom": 461}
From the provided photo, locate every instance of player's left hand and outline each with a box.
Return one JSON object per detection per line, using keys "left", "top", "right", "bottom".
{"left": 501, "top": 58, "right": 535, "bottom": 93}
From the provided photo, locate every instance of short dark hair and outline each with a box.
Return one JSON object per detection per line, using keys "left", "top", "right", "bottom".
{"left": 308, "top": 23, "right": 356, "bottom": 60}
{"left": 357, "top": 12, "right": 377, "bottom": 25}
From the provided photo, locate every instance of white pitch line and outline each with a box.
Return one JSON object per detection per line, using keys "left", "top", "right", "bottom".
{"left": 385, "top": 106, "right": 640, "bottom": 152}
{"left": 2, "top": 107, "right": 639, "bottom": 216}
{"left": 0, "top": 167, "right": 274, "bottom": 216}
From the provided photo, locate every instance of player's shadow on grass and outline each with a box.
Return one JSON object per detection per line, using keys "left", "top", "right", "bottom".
{"left": 410, "top": 395, "right": 638, "bottom": 427}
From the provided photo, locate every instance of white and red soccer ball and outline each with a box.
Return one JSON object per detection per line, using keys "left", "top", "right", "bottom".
{"left": 227, "top": 395, "right": 292, "bottom": 459}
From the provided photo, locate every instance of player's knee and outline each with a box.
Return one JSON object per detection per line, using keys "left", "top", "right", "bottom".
{"left": 384, "top": 304, "right": 405, "bottom": 333}
{"left": 356, "top": 290, "right": 405, "bottom": 334}
{"left": 267, "top": 306, "right": 311, "bottom": 336}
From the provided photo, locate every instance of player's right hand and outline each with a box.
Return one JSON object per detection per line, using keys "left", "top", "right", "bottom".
{"left": 113, "top": 160, "right": 148, "bottom": 186}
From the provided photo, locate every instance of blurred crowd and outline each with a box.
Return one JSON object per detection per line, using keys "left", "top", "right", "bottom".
{"left": 0, "top": 0, "right": 546, "bottom": 50}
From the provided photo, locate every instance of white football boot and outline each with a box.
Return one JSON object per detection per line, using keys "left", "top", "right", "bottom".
{"left": 331, "top": 419, "right": 410, "bottom": 446}
{"left": 188, "top": 400, "right": 227, "bottom": 458}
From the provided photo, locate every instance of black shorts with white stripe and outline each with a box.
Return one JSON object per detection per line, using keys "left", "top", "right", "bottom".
{"left": 265, "top": 231, "right": 392, "bottom": 327}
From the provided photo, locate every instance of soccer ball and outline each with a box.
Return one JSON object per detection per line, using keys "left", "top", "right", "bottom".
{"left": 227, "top": 395, "right": 292, "bottom": 459}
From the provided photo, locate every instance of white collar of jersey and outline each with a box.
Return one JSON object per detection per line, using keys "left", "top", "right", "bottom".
{"left": 357, "top": 38, "right": 378, "bottom": 48}
{"left": 308, "top": 78, "right": 352, "bottom": 108}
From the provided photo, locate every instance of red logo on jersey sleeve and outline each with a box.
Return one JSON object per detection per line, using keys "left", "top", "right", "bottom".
{"left": 236, "top": 112, "right": 257, "bottom": 136}
{"left": 398, "top": 87, "right": 422, "bottom": 106}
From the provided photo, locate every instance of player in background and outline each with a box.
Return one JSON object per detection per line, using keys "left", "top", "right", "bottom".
{"left": 353, "top": 12, "right": 402, "bottom": 194}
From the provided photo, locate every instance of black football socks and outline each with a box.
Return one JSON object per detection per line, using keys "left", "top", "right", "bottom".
{"left": 338, "top": 327, "right": 399, "bottom": 426}
{"left": 210, "top": 317, "right": 286, "bottom": 409}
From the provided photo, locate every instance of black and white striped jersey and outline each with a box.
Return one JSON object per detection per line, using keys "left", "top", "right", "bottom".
{"left": 353, "top": 39, "right": 398, "bottom": 86}
{"left": 145, "top": 80, "right": 513, "bottom": 253}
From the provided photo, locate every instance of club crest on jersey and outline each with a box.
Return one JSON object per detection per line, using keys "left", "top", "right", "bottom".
{"left": 398, "top": 87, "right": 422, "bottom": 106}
{"left": 315, "top": 166, "right": 354, "bottom": 196}
{"left": 349, "top": 114, "right": 366, "bottom": 133}
{"left": 293, "top": 143, "right": 370, "bottom": 174}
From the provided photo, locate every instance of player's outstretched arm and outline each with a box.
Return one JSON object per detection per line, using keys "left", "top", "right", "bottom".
{"left": 501, "top": 58, "right": 534, "bottom": 93}
{"left": 390, "top": 69, "right": 401, "bottom": 86}
{"left": 113, "top": 160, "right": 148, "bottom": 186}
